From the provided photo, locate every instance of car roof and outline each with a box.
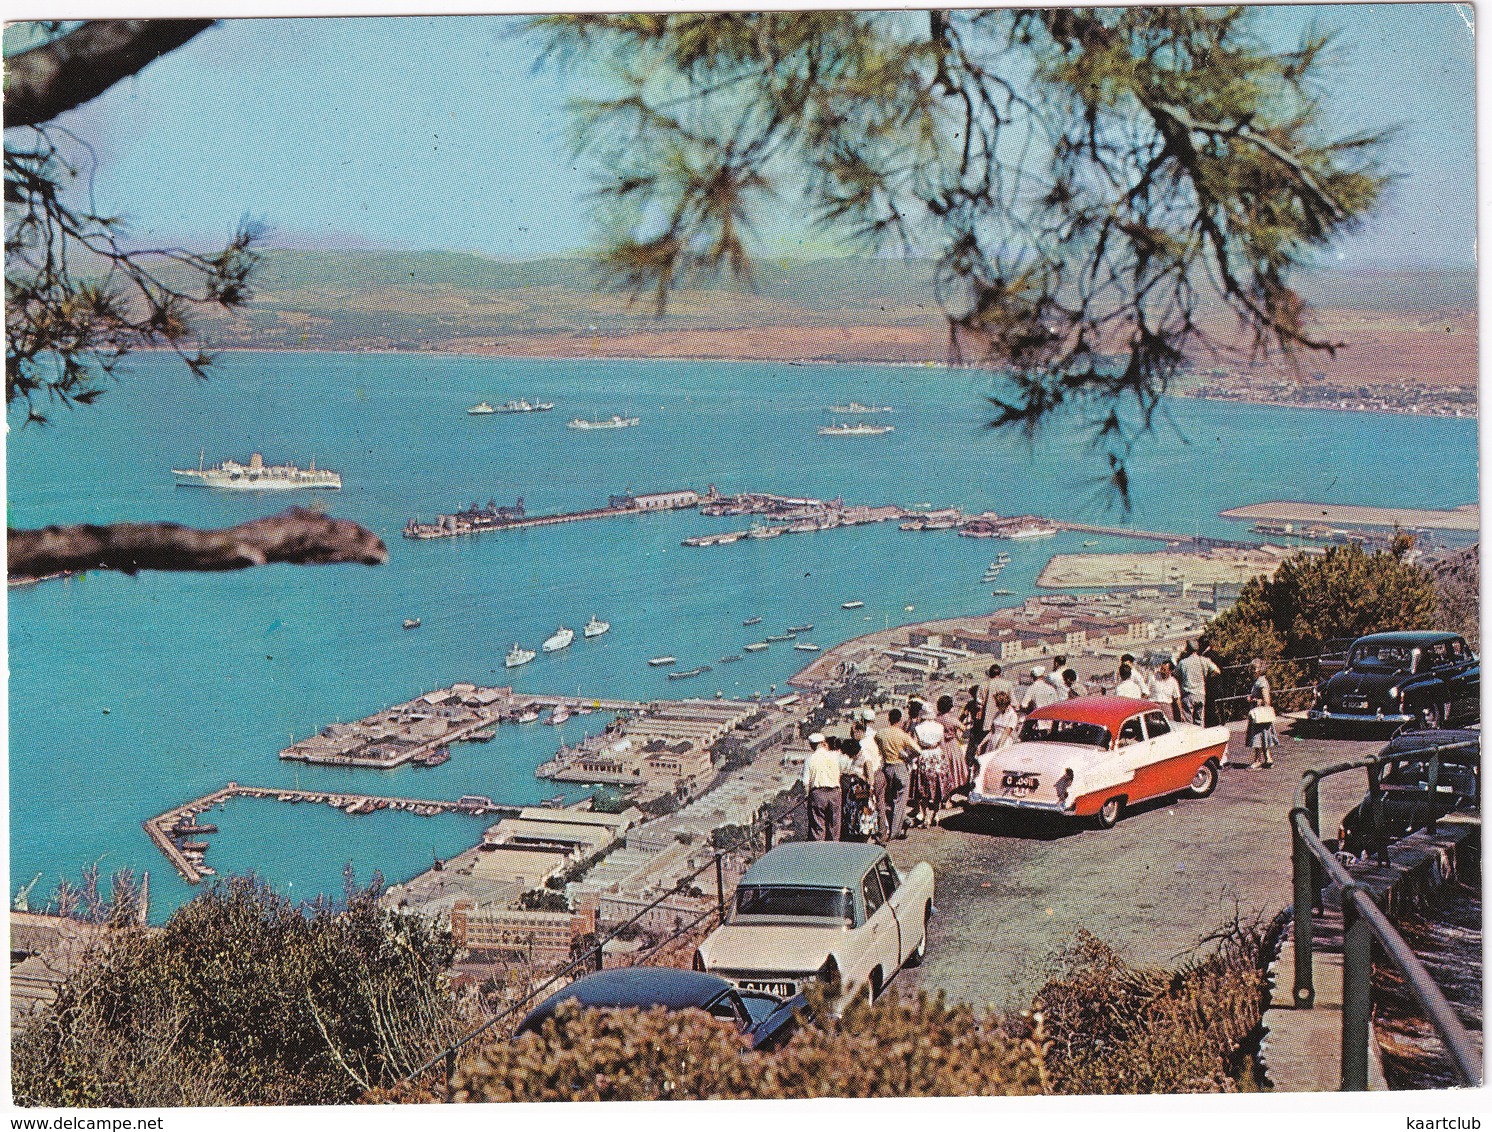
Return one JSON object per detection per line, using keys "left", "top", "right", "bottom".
{"left": 518, "top": 969, "right": 734, "bottom": 1031}
{"left": 1026, "top": 694, "right": 1156, "bottom": 732}
{"left": 738, "top": 841, "right": 886, "bottom": 888}
{"left": 1353, "top": 631, "right": 1463, "bottom": 648}
{"left": 1379, "top": 728, "right": 1481, "bottom": 760}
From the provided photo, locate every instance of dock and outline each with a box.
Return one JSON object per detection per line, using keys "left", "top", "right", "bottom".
{"left": 1220, "top": 500, "right": 1479, "bottom": 533}
{"left": 404, "top": 488, "right": 701, "bottom": 540}
{"left": 143, "top": 784, "right": 522, "bottom": 884}
{"left": 278, "top": 683, "right": 648, "bottom": 768}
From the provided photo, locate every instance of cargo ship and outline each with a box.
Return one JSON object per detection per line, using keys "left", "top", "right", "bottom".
{"left": 172, "top": 451, "right": 341, "bottom": 490}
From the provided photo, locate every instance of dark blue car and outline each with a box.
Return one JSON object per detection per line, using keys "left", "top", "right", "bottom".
{"left": 514, "top": 968, "right": 807, "bottom": 1050}
{"left": 1309, "top": 631, "right": 1479, "bottom": 732}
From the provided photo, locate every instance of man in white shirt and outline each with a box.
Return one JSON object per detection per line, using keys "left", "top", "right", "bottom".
{"left": 1022, "top": 665, "right": 1060, "bottom": 713}
{"left": 1119, "top": 653, "right": 1151, "bottom": 697}
{"left": 802, "top": 733, "right": 842, "bottom": 841}
{"left": 1148, "top": 660, "right": 1183, "bottom": 720}
{"left": 1046, "top": 656, "right": 1068, "bottom": 693}
{"left": 1114, "top": 661, "right": 1146, "bottom": 700}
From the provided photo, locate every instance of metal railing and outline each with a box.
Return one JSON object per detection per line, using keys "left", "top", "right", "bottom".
{"left": 1288, "top": 740, "right": 1481, "bottom": 1089}
{"left": 401, "top": 792, "right": 808, "bottom": 1100}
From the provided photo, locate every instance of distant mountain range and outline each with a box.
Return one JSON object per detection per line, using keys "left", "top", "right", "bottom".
{"left": 190, "top": 249, "right": 1475, "bottom": 356}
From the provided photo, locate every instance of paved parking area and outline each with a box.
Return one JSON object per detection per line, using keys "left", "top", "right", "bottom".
{"left": 886, "top": 720, "right": 1390, "bottom": 1011}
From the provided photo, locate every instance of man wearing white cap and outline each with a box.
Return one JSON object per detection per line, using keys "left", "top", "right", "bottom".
{"left": 802, "top": 733, "right": 842, "bottom": 841}
{"left": 1021, "top": 664, "right": 1061, "bottom": 713}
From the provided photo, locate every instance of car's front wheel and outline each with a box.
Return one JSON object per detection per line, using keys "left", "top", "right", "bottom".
{"left": 1095, "top": 795, "right": 1124, "bottom": 829}
{"left": 1187, "top": 758, "right": 1220, "bottom": 799}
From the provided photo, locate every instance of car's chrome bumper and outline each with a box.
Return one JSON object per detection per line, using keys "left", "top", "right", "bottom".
{"left": 1308, "top": 708, "right": 1414, "bottom": 724}
{"left": 965, "top": 791, "right": 1072, "bottom": 814}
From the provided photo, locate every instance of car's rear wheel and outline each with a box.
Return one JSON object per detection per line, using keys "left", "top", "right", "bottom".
{"left": 905, "top": 904, "right": 930, "bottom": 967}
{"left": 1095, "top": 795, "right": 1124, "bottom": 829}
{"left": 1187, "top": 758, "right": 1220, "bottom": 799}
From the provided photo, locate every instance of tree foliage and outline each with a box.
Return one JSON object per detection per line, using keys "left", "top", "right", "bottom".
{"left": 11, "top": 875, "right": 465, "bottom": 1108}
{"left": 5, "top": 20, "right": 260, "bottom": 421}
{"left": 538, "top": 8, "right": 1385, "bottom": 503}
{"left": 1206, "top": 541, "right": 1438, "bottom": 704}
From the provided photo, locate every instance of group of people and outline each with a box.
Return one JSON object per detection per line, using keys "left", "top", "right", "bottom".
{"left": 801, "top": 639, "right": 1283, "bottom": 842}
{"left": 802, "top": 695, "right": 974, "bottom": 845}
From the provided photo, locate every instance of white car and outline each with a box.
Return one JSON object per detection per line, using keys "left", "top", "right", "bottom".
{"left": 694, "top": 842, "right": 934, "bottom": 1005}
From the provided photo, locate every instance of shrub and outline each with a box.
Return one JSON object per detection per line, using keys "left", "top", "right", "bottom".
{"left": 11, "top": 874, "right": 464, "bottom": 1107}
{"left": 1035, "top": 924, "right": 1266, "bottom": 1094}
{"left": 434, "top": 982, "right": 1047, "bottom": 1102}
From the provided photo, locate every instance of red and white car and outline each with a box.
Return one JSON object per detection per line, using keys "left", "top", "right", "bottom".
{"left": 967, "top": 696, "right": 1230, "bottom": 828}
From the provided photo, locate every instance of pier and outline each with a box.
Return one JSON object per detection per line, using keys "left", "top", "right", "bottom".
{"left": 143, "top": 784, "right": 522, "bottom": 884}
{"left": 404, "top": 488, "right": 701, "bottom": 540}
{"left": 279, "top": 683, "right": 648, "bottom": 769}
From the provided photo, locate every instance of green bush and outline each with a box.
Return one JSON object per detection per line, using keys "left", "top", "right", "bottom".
{"left": 11, "top": 875, "right": 464, "bottom": 1107}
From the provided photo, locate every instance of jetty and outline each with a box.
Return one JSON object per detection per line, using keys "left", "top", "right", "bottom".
{"left": 143, "top": 784, "right": 519, "bottom": 884}
{"left": 404, "top": 488, "right": 700, "bottom": 540}
{"left": 279, "top": 683, "right": 647, "bottom": 768}
{"left": 1220, "top": 500, "right": 1479, "bottom": 533}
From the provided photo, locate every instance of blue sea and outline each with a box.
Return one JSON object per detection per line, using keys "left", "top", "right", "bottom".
{"left": 6, "top": 352, "right": 1478, "bottom": 918}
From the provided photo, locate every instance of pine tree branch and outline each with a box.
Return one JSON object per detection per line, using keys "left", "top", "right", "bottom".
{"left": 8, "top": 507, "right": 388, "bottom": 577}
{"left": 5, "top": 20, "right": 216, "bottom": 129}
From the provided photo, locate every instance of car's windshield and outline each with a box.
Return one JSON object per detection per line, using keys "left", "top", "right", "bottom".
{"left": 1349, "top": 643, "right": 1416, "bottom": 673}
{"left": 735, "top": 885, "right": 853, "bottom": 922}
{"left": 1019, "top": 717, "right": 1112, "bottom": 749}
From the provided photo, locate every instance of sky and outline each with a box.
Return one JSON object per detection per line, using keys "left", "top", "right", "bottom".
{"left": 6, "top": 4, "right": 1479, "bottom": 268}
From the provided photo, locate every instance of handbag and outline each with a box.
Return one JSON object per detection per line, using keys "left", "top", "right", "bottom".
{"left": 1248, "top": 705, "right": 1276, "bottom": 726}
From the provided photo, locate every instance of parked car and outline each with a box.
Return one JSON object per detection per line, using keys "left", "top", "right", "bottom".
{"left": 694, "top": 842, "right": 934, "bottom": 1006}
{"left": 1309, "top": 631, "right": 1479, "bottom": 732}
{"left": 966, "top": 695, "right": 1230, "bottom": 828}
{"left": 1336, "top": 728, "right": 1481, "bottom": 855}
{"left": 514, "top": 967, "right": 806, "bottom": 1050}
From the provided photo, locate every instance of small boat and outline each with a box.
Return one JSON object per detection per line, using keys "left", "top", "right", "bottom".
{"left": 841, "top": 600, "right": 864, "bottom": 609}
{"left": 584, "top": 615, "right": 610, "bottom": 638}
{"left": 542, "top": 626, "right": 575, "bottom": 652}
{"left": 668, "top": 667, "right": 706, "bottom": 680}
{"left": 505, "top": 643, "right": 536, "bottom": 668}
{"left": 765, "top": 632, "right": 796, "bottom": 643}
{"left": 743, "top": 616, "right": 763, "bottom": 626}
{"left": 743, "top": 642, "right": 769, "bottom": 652}
{"left": 495, "top": 399, "right": 555, "bottom": 413}
{"left": 546, "top": 706, "right": 572, "bottom": 725}
{"left": 991, "top": 588, "right": 1013, "bottom": 596}
{"left": 517, "top": 707, "right": 541, "bottom": 723}
{"left": 648, "top": 656, "right": 677, "bottom": 666}
{"left": 787, "top": 623, "right": 814, "bottom": 633}
{"left": 720, "top": 655, "right": 742, "bottom": 663}
{"left": 403, "top": 618, "right": 422, "bottom": 630}
{"left": 794, "top": 642, "right": 821, "bottom": 652}
{"left": 197, "top": 865, "right": 217, "bottom": 877}
{"left": 467, "top": 402, "right": 496, "bottom": 415}
{"left": 418, "top": 747, "right": 451, "bottom": 767}
{"left": 748, "top": 522, "right": 784, "bottom": 539}
{"left": 996, "top": 553, "right": 1012, "bottom": 564}
{"left": 1083, "top": 540, "right": 1099, "bottom": 547}
{"left": 818, "top": 422, "right": 894, "bottom": 436}
{"left": 827, "top": 401, "right": 893, "bottom": 414}
{"left": 567, "top": 414, "right": 640, "bottom": 430}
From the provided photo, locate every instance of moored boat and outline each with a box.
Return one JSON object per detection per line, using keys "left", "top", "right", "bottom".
{"left": 546, "top": 705, "right": 572, "bottom": 725}
{"left": 543, "top": 626, "right": 575, "bottom": 652}
{"left": 403, "top": 617, "right": 422, "bottom": 630}
{"left": 794, "top": 642, "right": 821, "bottom": 652}
{"left": 668, "top": 666, "right": 708, "bottom": 679}
{"left": 743, "top": 616, "right": 763, "bottom": 626}
{"left": 743, "top": 642, "right": 769, "bottom": 652}
{"left": 505, "top": 643, "right": 536, "bottom": 668}
{"left": 584, "top": 615, "right": 611, "bottom": 638}
{"left": 648, "top": 656, "right": 677, "bottom": 666}
{"left": 720, "top": 654, "right": 742, "bottom": 663}
{"left": 172, "top": 450, "right": 341, "bottom": 490}
{"left": 817, "top": 422, "right": 894, "bottom": 436}
{"left": 467, "top": 402, "right": 496, "bottom": 415}
{"left": 765, "top": 632, "right": 796, "bottom": 643}
{"left": 841, "top": 600, "right": 864, "bottom": 609}
{"left": 567, "top": 414, "right": 639, "bottom": 430}
{"left": 787, "top": 623, "right": 814, "bottom": 633}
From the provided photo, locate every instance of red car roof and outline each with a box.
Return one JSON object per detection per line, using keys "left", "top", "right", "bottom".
{"left": 1027, "top": 694, "right": 1156, "bottom": 737}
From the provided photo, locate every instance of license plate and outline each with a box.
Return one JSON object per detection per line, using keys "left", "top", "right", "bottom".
{"left": 1001, "top": 771, "right": 1039, "bottom": 794}
{"left": 740, "top": 979, "right": 795, "bottom": 997}
{"left": 1342, "top": 696, "right": 1368, "bottom": 710}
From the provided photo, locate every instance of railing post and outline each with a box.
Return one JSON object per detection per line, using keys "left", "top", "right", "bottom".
{"left": 593, "top": 944, "right": 604, "bottom": 973}
{"left": 1304, "top": 775, "right": 1324, "bottom": 910}
{"left": 714, "top": 851, "right": 727, "bottom": 921}
{"left": 1291, "top": 811, "right": 1316, "bottom": 1008}
{"left": 1426, "top": 752, "right": 1440, "bottom": 836}
{"left": 444, "top": 1047, "right": 456, "bottom": 1103}
{"left": 1340, "top": 891, "right": 1373, "bottom": 1091}
{"left": 1368, "top": 762, "right": 1388, "bottom": 865}
{"left": 765, "top": 817, "right": 775, "bottom": 853}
